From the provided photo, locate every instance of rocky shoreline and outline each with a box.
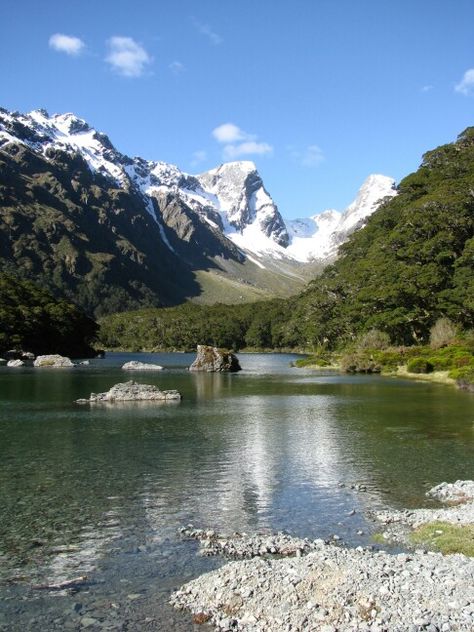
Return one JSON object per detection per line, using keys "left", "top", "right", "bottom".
{"left": 171, "top": 482, "right": 474, "bottom": 631}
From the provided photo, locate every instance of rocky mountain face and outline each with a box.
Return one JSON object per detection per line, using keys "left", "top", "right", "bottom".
{"left": 0, "top": 107, "right": 396, "bottom": 315}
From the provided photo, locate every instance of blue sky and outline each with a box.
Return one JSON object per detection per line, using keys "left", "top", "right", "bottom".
{"left": 1, "top": 0, "right": 473, "bottom": 218}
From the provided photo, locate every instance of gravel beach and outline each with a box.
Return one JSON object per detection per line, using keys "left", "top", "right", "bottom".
{"left": 171, "top": 482, "right": 474, "bottom": 631}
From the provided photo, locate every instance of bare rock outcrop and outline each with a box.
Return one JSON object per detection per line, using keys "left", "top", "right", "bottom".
{"left": 76, "top": 380, "right": 181, "bottom": 404}
{"left": 189, "top": 345, "right": 241, "bottom": 373}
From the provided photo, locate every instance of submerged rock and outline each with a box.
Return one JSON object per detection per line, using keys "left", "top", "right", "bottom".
{"left": 76, "top": 380, "right": 181, "bottom": 403}
{"left": 189, "top": 345, "right": 241, "bottom": 373}
{"left": 122, "top": 361, "right": 163, "bottom": 371}
{"left": 34, "top": 354, "right": 74, "bottom": 368}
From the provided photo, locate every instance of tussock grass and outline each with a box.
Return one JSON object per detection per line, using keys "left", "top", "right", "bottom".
{"left": 410, "top": 521, "right": 474, "bottom": 557}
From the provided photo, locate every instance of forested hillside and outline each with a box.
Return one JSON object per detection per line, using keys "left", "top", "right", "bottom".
{"left": 98, "top": 128, "right": 474, "bottom": 351}
{"left": 0, "top": 273, "right": 97, "bottom": 356}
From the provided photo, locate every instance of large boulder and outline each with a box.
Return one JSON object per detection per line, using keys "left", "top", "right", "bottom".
{"left": 76, "top": 380, "right": 181, "bottom": 403}
{"left": 122, "top": 361, "right": 163, "bottom": 371}
{"left": 34, "top": 354, "right": 74, "bottom": 368}
{"left": 189, "top": 345, "right": 241, "bottom": 373}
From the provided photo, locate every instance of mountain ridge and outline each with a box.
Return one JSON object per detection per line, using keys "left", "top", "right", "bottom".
{"left": 0, "top": 107, "right": 396, "bottom": 314}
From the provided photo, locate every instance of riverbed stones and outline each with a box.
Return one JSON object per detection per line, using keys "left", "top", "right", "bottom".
{"left": 179, "top": 526, "right": 327, "bottom": 559}
{"left": 189, "top": 345, "right": 241, "bottom": 372}
{"left": 34, "top": 354, "right": 74, "bottom": 368}
{"left": 75, "top": 380, "right": 181, "bottom": 403}
{"left": 122, "top": 361, "right": 164, "bottom": 371}
{"left": 375, "top": 480, "right": 474, "bottom": 532}
{"left": 171, "top": 537, "right": 474, "bottom": 631}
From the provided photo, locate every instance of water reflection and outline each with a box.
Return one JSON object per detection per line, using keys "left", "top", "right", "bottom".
{"left": 0, "top": 355, "right": 473, "bottom": 630}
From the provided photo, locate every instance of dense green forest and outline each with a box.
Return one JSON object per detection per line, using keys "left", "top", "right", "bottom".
{"left": 0, "top": 273, "right": 97, "bottom": 356}
{"left": 98, "top": 127, "right": 474, "bottom": 352}
{"left": 98, "top": 299, "right": 293, "bottom": 351}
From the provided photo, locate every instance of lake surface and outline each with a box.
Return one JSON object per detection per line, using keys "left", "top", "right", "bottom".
{"left": 0, "top": 352, "right": 473, "bottom": 631}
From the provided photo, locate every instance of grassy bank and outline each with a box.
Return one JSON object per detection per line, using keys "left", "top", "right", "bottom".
{"left": 295, "top": 334, "right": 474, "bottom": 391}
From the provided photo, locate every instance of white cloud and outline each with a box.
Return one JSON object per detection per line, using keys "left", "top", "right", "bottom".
{"left": 212, "top": 123, "right": 247, "bottom": 143}
{"left": 224, "top": 141, "right": 273, "bottom": 159}
{"left": 301, "top": 145, "right": 324, "bottom": 167}
{"left": 49, "top": 33, "right": 85, "bottom": 56}
{"left": 105, "top": 37, "right": 152, "bottom": 77}
{"left": 212, "top": 123, "right": 273, "bottom": 159}
{"left": 455, "top": 68, "right": 474, "bottom": 96}
{"left": 192, "top": 18, "right": 222, "bottom": 45}
{"left": 169, "top": 61, "right": 185, "bottom": 74}
{"left": 421, "top": 84, "right": 433, "bottom": 93}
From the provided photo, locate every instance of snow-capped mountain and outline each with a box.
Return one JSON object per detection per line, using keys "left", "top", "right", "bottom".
{"left": 0, "top": 108, "right": 395, "bottom": 265}
{"left": 0, "top": 107, "right": 398, "bottom": 313}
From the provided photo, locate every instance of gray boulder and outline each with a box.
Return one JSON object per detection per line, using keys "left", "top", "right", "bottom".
{"left": 34, "top": 354, "right": 74, "bottom": 368}
{"left": 7, "top": 359, "right": 25, "bottom": 367}
{"left": 76, "top": 380, "right": 181, "bottom": 403}
{"left": 189, "top": 345, "right": 241, "bottom": 373}
{"left": 122, "top": 361, "right": 163, "bottom": 371}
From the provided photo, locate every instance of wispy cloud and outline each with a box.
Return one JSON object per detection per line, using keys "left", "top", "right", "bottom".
{"left": 455, "top": 68, "right": 474, "bottom": 96}
{"left": 224, "top": 141, "right": 273, "bottom": 159}
{"left": 192, "top": 18, "right": 222, "bottom": 45}
{"left": 190, "top": 149, "right": 207, "bottom": 167}
{"left": 169, "top": 60, "right": 185, "bottom": 74}
{"left": 212, "top": 123, "right": 273, "bottom": 159}
{"left": 421, "top": 84, "right": 433, "bottom": 93}
{"left": 290, "top": 144, "right": 325, "bottom": 168}
{"left": 105, "top": 36, "right": 152, "bottom": 77}
{"left": 49, "top": 33, "right": 85, "bottom": 56}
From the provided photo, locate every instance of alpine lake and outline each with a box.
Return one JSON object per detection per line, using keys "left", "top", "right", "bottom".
{"left": 0, "top": 352, "right": 473, "bottom": 631}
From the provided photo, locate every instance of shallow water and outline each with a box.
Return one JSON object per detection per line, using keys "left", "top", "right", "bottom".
{"left": 0, "top": 352, "right": 473, "bottom": 630}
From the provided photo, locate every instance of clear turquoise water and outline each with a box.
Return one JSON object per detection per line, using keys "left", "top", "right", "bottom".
{"left": 0, "top": 352, "right": 473, "bottom": 630}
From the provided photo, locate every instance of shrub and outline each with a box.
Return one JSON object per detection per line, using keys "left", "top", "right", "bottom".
{"left": 449, "top": 366, "right": 474, "bottom": 390}
{"left": 406, "top": 357, "right": 434, "bottom": 374}
{"left": 340, "top": 351, "right": 381, "bottom": 373}
{"left": 429, "top": 318, "right": 457, "bottom": 349}
{"left": 356, "top": 329, "right": 391, "bottom": 350}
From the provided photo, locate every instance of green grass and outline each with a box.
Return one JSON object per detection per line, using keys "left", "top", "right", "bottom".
{"left": 410, "top": 521, "right": 474, "bottom": 556}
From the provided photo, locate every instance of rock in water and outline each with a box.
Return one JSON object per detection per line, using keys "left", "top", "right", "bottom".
{"left": 122, "top": 361, "right": 163, "bottom": 371}
{"left": 189, "top": 345, "right": 241, "bottom": 373}
{"left": 76, "top": 380, "right": 181, "bottom": 403}
{"left": 34, "top": 354, "right": 74, "bottom": 367}
{"left": 7, "top": 359, "right": 25, "bottom": 367}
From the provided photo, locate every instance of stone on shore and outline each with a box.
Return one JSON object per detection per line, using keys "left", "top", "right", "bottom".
{"left": 122, "top": 361, "right": 163, "bottom": 371}
{"left": 34, "top": 354, "right": 74, "bottom": 368}
{"left": 189, "top": 345, "right": 241, "bottom": 373}
{"left": 76, "top": 380, "right": 181, "bottom": 403}
{"left": 427, "top": 480, "right": 474, "bottom": 503}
